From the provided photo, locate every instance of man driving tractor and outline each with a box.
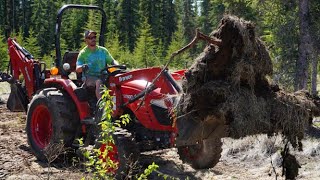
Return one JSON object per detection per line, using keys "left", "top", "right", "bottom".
{"left": 76, "top": 30, "right": 118, "bottom": 99}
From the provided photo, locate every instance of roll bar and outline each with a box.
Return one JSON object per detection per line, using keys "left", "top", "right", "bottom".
{"left": 55, "top": 4, "right": 107, "bottom": 67}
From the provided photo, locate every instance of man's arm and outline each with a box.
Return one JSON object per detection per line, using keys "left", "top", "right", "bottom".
{"left": 76, "top": 50, "right": 85, "bottom": 73}
{"left": 103, "top": 47, "right": 119, "bottom": 65}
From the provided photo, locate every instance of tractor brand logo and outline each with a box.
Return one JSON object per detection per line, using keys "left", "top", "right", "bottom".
{"left": 119, "top": 75, "right": 132, "bottom": 82}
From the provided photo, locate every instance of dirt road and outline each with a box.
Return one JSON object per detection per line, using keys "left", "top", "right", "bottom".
{"left": 1, "top": 83, "right": 320, "bottom": 179}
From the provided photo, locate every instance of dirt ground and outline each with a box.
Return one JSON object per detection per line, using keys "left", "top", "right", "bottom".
{"left": 1, "top": 82, "right": 320, "bottom": 180}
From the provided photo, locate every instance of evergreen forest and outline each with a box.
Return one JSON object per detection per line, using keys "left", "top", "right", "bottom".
{"left": 0, "top": 0, "right": 319, "bottom": 92}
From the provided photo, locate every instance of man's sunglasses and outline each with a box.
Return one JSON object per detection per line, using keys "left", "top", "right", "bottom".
{"left": 87, "top": 36, "right": 96, "bottom": 40}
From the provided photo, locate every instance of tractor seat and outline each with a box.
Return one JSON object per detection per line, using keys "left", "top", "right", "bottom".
{"left": 62, "top": 51, "right": 96, "bottom": 102}
{"left": 61, "top": 51, "right": 81, "bottom": 80}
{"left": 62, "top": 51, "right": 79, "bottom": 72}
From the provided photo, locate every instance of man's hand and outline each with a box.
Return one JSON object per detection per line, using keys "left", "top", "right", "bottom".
{"left": 82, "top": 64, "right": 89, "bottom": 72}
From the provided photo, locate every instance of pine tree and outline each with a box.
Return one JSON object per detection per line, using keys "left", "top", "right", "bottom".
{"left": 139, "top": 0, "right": 177, "bottom": 49}
{"left": 107, "top": 34, "right": 133, "bottom": 68}
{"left": 84, "top": 10, "right": 102, "bottom": 33}
{"left": 118, "top": 48, "right": 133, "bottom": 68}
{"left": 155, "top": 39, "right": 166, "bottom": 65}
{"left": 198, "top": 0, "right": 212, "bottom": 35}
{"left": 0, "top": 33, "right": 8, "bottom": 70}
{"left": 4, "top": 0, "right": 21, "bottom": 36}
{"left": 117, "top": 0, "right": 140, "bottom": 52}
{"left": 25, "top": 29, "right": 41, "bottom": 58}
{"left": 222, "top": 0, "right": 259, "bottom": 22}
{"left": 139, "top": 1, "right": 154, "bottom": 24}
{"left": 103, "top": 0, "right": 118, "bottom": 41}
{"left": 158, "top": 0, "right": 177, "bottom": 48}
{"left": 21, "top": 0, "right": 33, "bottom": 38}
{"left": 60, "top": 10, "right": 74, "bottom": 50}
{"left": 166, "top": 20, "right": 191, "bottom": 69}
{"left": 310, "top": 0, "right": 320, "bottom": 95}
{"left": 31, "top": 0, "right": 58, "bottom": 55}
{"left": 15, "top": 28, "right": 24, "bottom": 47}
{"left": 181, "top": 0, "right": 197, "bottom": 42}
{"left": 259, "top": 0, "right": 299, "bottom": 89}
{"left": 4, "top": 0, "right": 12, "bottom": 37}
{"left": 173, "top": 0, "right": 183, "bottom": 20}
{"left": 105, "top": 31, "right": 123, "bottom": 62}
{"left": 208, "top": 0, "right": 226, "bottom": 27}
{"left": 0, "top": 2, "right": 4, "bottom": 35}
{"left": 72, "top": 7, "right": 89, "bottom": 50}
{"left": 83, "top": 12, "right": 100, "bottom": 40}
{"left": 295, "top": 0, "right": 311, "bottom": 91}
{"left": 133, "top": 18, "right": 158, "bottom": 68}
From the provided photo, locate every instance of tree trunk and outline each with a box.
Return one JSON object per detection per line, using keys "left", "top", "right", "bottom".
{"left": 5, "top": 0, "right": 11, "bottom": 37}
{"left": 311, "top": 52, "right": 318, "bottom": 95}
{"left": 295, "top": 0, "right": 311, "bottom": 91}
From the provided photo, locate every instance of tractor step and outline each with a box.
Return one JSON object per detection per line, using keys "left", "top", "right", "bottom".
{"left": 81, "top": 117, "right": 96, "bottom": 125}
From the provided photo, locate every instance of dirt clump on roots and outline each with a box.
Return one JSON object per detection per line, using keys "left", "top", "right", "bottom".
{"left": 176, "top": 15, "right": 320, "bottom": 153}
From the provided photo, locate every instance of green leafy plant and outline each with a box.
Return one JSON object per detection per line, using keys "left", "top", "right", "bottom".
{"left": 80, "top": 87, "right": 129, "bottom": 179}
{"left": 137, "top": 162, "right": 159, "bottom": 180}
{"left": 81, "top": 86, "right": 175, "bottom": 179}
{"left": 137, "top": 162, "right": 178, "bottom": 180}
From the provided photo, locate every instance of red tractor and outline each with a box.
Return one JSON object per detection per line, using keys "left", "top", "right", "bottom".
{"left": 0, "top": 4, "right": 187, "bottom": 176}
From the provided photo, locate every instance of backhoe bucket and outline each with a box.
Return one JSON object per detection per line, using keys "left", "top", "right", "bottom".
{"left": 7, "top": 84, "right": 27, "bottom": 112}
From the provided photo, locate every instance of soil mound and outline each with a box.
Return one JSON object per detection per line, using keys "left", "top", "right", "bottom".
{"left": 177, "top": 15, "right": 319, "bottom": 150}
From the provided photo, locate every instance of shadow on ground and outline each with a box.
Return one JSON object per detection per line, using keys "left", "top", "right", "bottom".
{"left": 306, "top": 125, "right": 320, "bottom": 138}
{"left": 139, "top": 151, "right": 199, "bottom": 180}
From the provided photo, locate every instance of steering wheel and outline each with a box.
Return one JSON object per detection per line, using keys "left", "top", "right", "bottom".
{"left": 101, "top": 65, "right": 126, "bottom": 76}
{"left": 100, "top": 65, "right": 127, "bottom": 84}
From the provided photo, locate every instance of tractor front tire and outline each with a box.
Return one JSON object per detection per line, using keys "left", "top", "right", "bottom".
{"left": 26, "top": 88, "right": 80, "bottom": 161}
{"left": 177, "top": 124, "right": 226, "bottom": 169}
{"left": 95, "top": 127, "right": 139, "bottom": 179}
{"left": 114, "top": 128, "right": 139, "bottom": 179}
{"left": 177, "top": 136, "right": 222, "bottom": 169}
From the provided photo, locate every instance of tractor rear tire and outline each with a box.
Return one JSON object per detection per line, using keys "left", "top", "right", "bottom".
{"left": 177, "top": 124, "right": 226, "bottom": 169}
{"left": 26, "top": 88, "right": 80, "bottom": 161}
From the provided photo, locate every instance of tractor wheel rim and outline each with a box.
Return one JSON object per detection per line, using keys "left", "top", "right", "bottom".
{"left": 31, "top": 105, "right": 52, "bottom": 149}
{"left": 100, "top": 143, "right": 119, "bottom": 172}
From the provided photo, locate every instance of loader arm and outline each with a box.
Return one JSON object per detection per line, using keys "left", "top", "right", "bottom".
{"left": 109, "top": 67, "right": 180, "bottom": 95}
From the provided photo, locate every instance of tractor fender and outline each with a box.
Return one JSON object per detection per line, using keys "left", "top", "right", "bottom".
{"left": 44, "top": 78, "right": 90, "bottom": 120}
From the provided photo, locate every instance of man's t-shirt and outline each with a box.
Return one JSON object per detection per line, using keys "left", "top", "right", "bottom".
{"left": 76, "top": 46, "right": 114, "bottom": 77}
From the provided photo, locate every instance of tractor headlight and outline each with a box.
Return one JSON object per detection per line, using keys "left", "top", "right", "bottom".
{"left": 50, "top": 67, "right": 59, "bottom": 75}
{"left": 108, "top": 67, "right": 117, "bottom": 73}
{"left": 62, "top": 63, "right": 70, "bottom": 71}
